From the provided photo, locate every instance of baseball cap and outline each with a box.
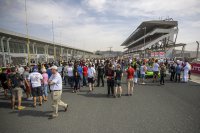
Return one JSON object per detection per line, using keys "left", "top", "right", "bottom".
{"left": 49, "top": 65, "right": 58, "bottom": 70}
{"left": 33, "top": 68, "right": 38, "bottom": 72}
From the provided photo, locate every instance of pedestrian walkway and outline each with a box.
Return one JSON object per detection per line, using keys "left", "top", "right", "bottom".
{"left": 0, "top": 77, "right": 200, "bottom": 133}
{"left": 191, "top": 73, "right": 200, "bottom": 84}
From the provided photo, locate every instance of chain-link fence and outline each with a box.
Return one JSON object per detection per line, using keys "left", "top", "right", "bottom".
{"left": 174, "top": 41, "right": 200, "bottom": 61}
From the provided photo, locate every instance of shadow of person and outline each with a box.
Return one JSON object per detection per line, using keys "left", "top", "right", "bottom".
{"left": 9, "top": 109, "right": 52, "bottom": 118}
{"left": 77, "top": 93, "right": 107, "bottom": 98}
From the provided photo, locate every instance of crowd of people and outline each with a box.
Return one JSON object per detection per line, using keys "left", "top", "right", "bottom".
{"left": 0, "top": 57, "right": 192, "bottom": 118}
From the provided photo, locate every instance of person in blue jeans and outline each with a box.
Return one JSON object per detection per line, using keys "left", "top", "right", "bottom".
{"left": 77, "top": 64, "right": 83, "bottom": 90}
{"left": 175, "top": 63, "right": 181, "bottom": 82}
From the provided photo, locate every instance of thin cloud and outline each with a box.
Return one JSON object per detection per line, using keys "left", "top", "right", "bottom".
{"left": 0, "top": 0, "right": 200, "bottom": 51}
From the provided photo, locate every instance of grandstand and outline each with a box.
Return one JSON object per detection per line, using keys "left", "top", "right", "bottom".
{"left": 121, "top": 19, "right": 179, "bottom": 58}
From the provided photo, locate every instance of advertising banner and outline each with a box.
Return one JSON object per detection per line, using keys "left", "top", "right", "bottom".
{"left": 191, "top": 63, "right": 200, "bottom": 74}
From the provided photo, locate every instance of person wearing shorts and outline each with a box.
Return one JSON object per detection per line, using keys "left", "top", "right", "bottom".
{"left": 87, "top": 64, "right": 96, "bottom": 92}
{"left": 153, "top": 60, "right": 159, "bottom": 82}
{"left": 114, "top": 64, "right": 123, "bottom": 98}
{"left": 126, "top": 64, "right": 134, "bottom": 96}
{"left": 7, "top": 67, "right": 25, "bottom": 110}
{"left": 42, "top": 68, "right": 49, "bottom": 101}
{"left": 28, "top": 68, "right": 43, "bottom": 107}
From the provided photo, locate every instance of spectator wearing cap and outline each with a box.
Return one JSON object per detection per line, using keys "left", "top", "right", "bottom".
{"left": 48, "top": 66, "right": 68, "bottom": 118}
{"left": 28, "top": 68, "right": 43, "bottom": 107}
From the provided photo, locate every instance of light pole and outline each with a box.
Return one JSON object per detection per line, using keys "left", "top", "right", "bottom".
{"left": 143, "top": 27, "right": 146, "bottom": 58}
{"left": 52, "top": 20, "right": 56, "bottom": 61}
{"left": 25, "top": 0, "right": 30, "bottom": 65}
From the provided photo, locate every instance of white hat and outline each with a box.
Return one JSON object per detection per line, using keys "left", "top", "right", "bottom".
{"left": 49, "top": 65, "right": 58, "bottom": 70}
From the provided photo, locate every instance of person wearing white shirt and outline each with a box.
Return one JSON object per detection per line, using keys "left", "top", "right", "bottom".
{"left": 18, "top": 65, "right": 25, "bottom": 75}
{"left": 63, "top": 64, "right": 69, "bottom": 85}
{"left": 183, "top": 62, "right": 191, "bottom": 82}
{"left": 49, "top": 66, "right": 68, "bottom": 118}
{"left": 28, "top": 68, "right": 43, "bottom": 107}
{"left": 87, "top": 64, "right": 96, "bottom": 92}
{"left": 67, "top": 64, "right": 74, "bottom": 89}
{"left": 153, "top": 59, "right": 160, "bottom": 82}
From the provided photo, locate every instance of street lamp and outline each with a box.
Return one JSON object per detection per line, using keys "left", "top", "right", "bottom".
{"left": 52, "top": 20, "right": 56, "bottom": 61}
{"left": 142, "top": 27, "right": 146, "bottom": 58}
{"left": 25, "top": 0, "right": 30, "bottom": 65}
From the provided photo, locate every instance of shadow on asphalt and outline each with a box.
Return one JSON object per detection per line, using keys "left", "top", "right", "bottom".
{"left": 77, "top": 93, "right": 107, "bottom": 98}
{"left": 9, "top": 109, "right": 52, "bottom": 118}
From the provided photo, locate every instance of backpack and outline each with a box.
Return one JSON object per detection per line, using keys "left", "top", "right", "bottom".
{"left": 8, "top": 73, "right": 22, "bottom": 88}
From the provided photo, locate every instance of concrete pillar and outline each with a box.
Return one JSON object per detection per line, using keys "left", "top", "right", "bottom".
{"left": 196, "top": 41, "right": 199, "bottom": 59}
{"left": 32, "top": 42, "right": 36, "bottom": 54}
{"left": 1, "top": 36, "right": 6, "bottom": 66}
{"left": 181, "top": 45, "right": 185, "bottom": 60}
{"left": 35, "top": 45, "right": 38, "bottom": 64}
{"left": 46, "top": 45, "right": 49, "bottom": 62}
{"left": 66, "top": 49, "right": 69, "bottom": 62}
{"left": 60, "top": 47, "right": 64, "bottom": 62}
{"left": 6, "top": 38, "right": 11, "bottom": 64}
{"left": 54, "top": 47, "right": 56, "bottom": 61}
{"left": 83, "top": 52, "right": 85, "bottom": 59}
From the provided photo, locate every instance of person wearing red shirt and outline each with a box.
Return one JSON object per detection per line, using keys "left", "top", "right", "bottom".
{"left": 82, "top": 64, "right": 88, "bottom": 86}
{"left": 126, "top": 64, "right": 135, "bottom": 96}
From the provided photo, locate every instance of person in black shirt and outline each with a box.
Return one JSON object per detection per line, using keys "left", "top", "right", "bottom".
{"left": 105, "top": 63, "right": 115, "bottom": 97}
{"left": 170, "top": 63, "right": 176, "bottom": 81}
{"left": 73, "top": 64, "right": 80, "bottom": 93}
{"left": 0, "top": 69, "right": 9, "bottom": 98}
{"left": 7, "top": 67, "right": 25, "bottom": 110}
{"left": 96, "top": 62, "right": 105, "bottom": 87}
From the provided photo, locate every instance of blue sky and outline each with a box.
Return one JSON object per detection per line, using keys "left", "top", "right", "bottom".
{"left": 0, "top": 0, "right": 200, "bottom": 52}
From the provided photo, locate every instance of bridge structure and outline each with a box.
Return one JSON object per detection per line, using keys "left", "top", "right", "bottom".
{"left": 0, "top": 28, "right": 94, "bottom": 66}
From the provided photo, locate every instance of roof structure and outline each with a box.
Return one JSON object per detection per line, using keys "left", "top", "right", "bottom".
{"left": 0, "top": 28, "right": 93, "bottom": 53}
{"left": 121, "top": 20, "right": 178, "bottom": 50}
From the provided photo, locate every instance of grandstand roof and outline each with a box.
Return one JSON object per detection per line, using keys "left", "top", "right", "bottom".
{"left": 121, "top": 20, "right": 178, "bottom": 47}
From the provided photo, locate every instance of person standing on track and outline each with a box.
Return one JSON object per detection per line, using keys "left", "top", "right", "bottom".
{"left": 114, "top": 64, "right": 123, "bottom": 98}
{"left": 140, "top": 62, "right": 147, "bottom": 85}
{"left": 152, "top": 59, "right": 159, "bottom": 82}
{"left": 87, "top": 63, "right": 96, "bottom": 93}
{"left": 160, "top": 62, "right": 166, "bottom": 85}
{"left": 126, "top": 64, "right": 134, "bottom": 96}
{"left": 23, "top": 67, "right": 32, "bottom": 100}
{"left": 28, "top": 68, "right": 43, "bottom": 107}
{"left": 7, "top": 67, "right": 25, "bottom": 110}
{"left": 82, "top": 64, "right": 88, "bottom": 87}
{"left": 96, "top": 61, "right": 105, "bottom": 87}
{"left": 48, "top": 66, "right": 68, "bottom": 118}
{"left": 105, "top": 63, "right": 115, "bottom": 97}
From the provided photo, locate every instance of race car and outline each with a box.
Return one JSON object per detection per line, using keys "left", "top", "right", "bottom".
{"left": 145, "top": 66, "right": 160, "bottom": 78}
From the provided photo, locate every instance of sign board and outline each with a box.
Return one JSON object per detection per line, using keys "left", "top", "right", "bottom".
{"left": 191, "top": 63, "right": 200, "bottom": 74}
{"left": 151, "top": 52, "right": 165, "bottom": 58}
